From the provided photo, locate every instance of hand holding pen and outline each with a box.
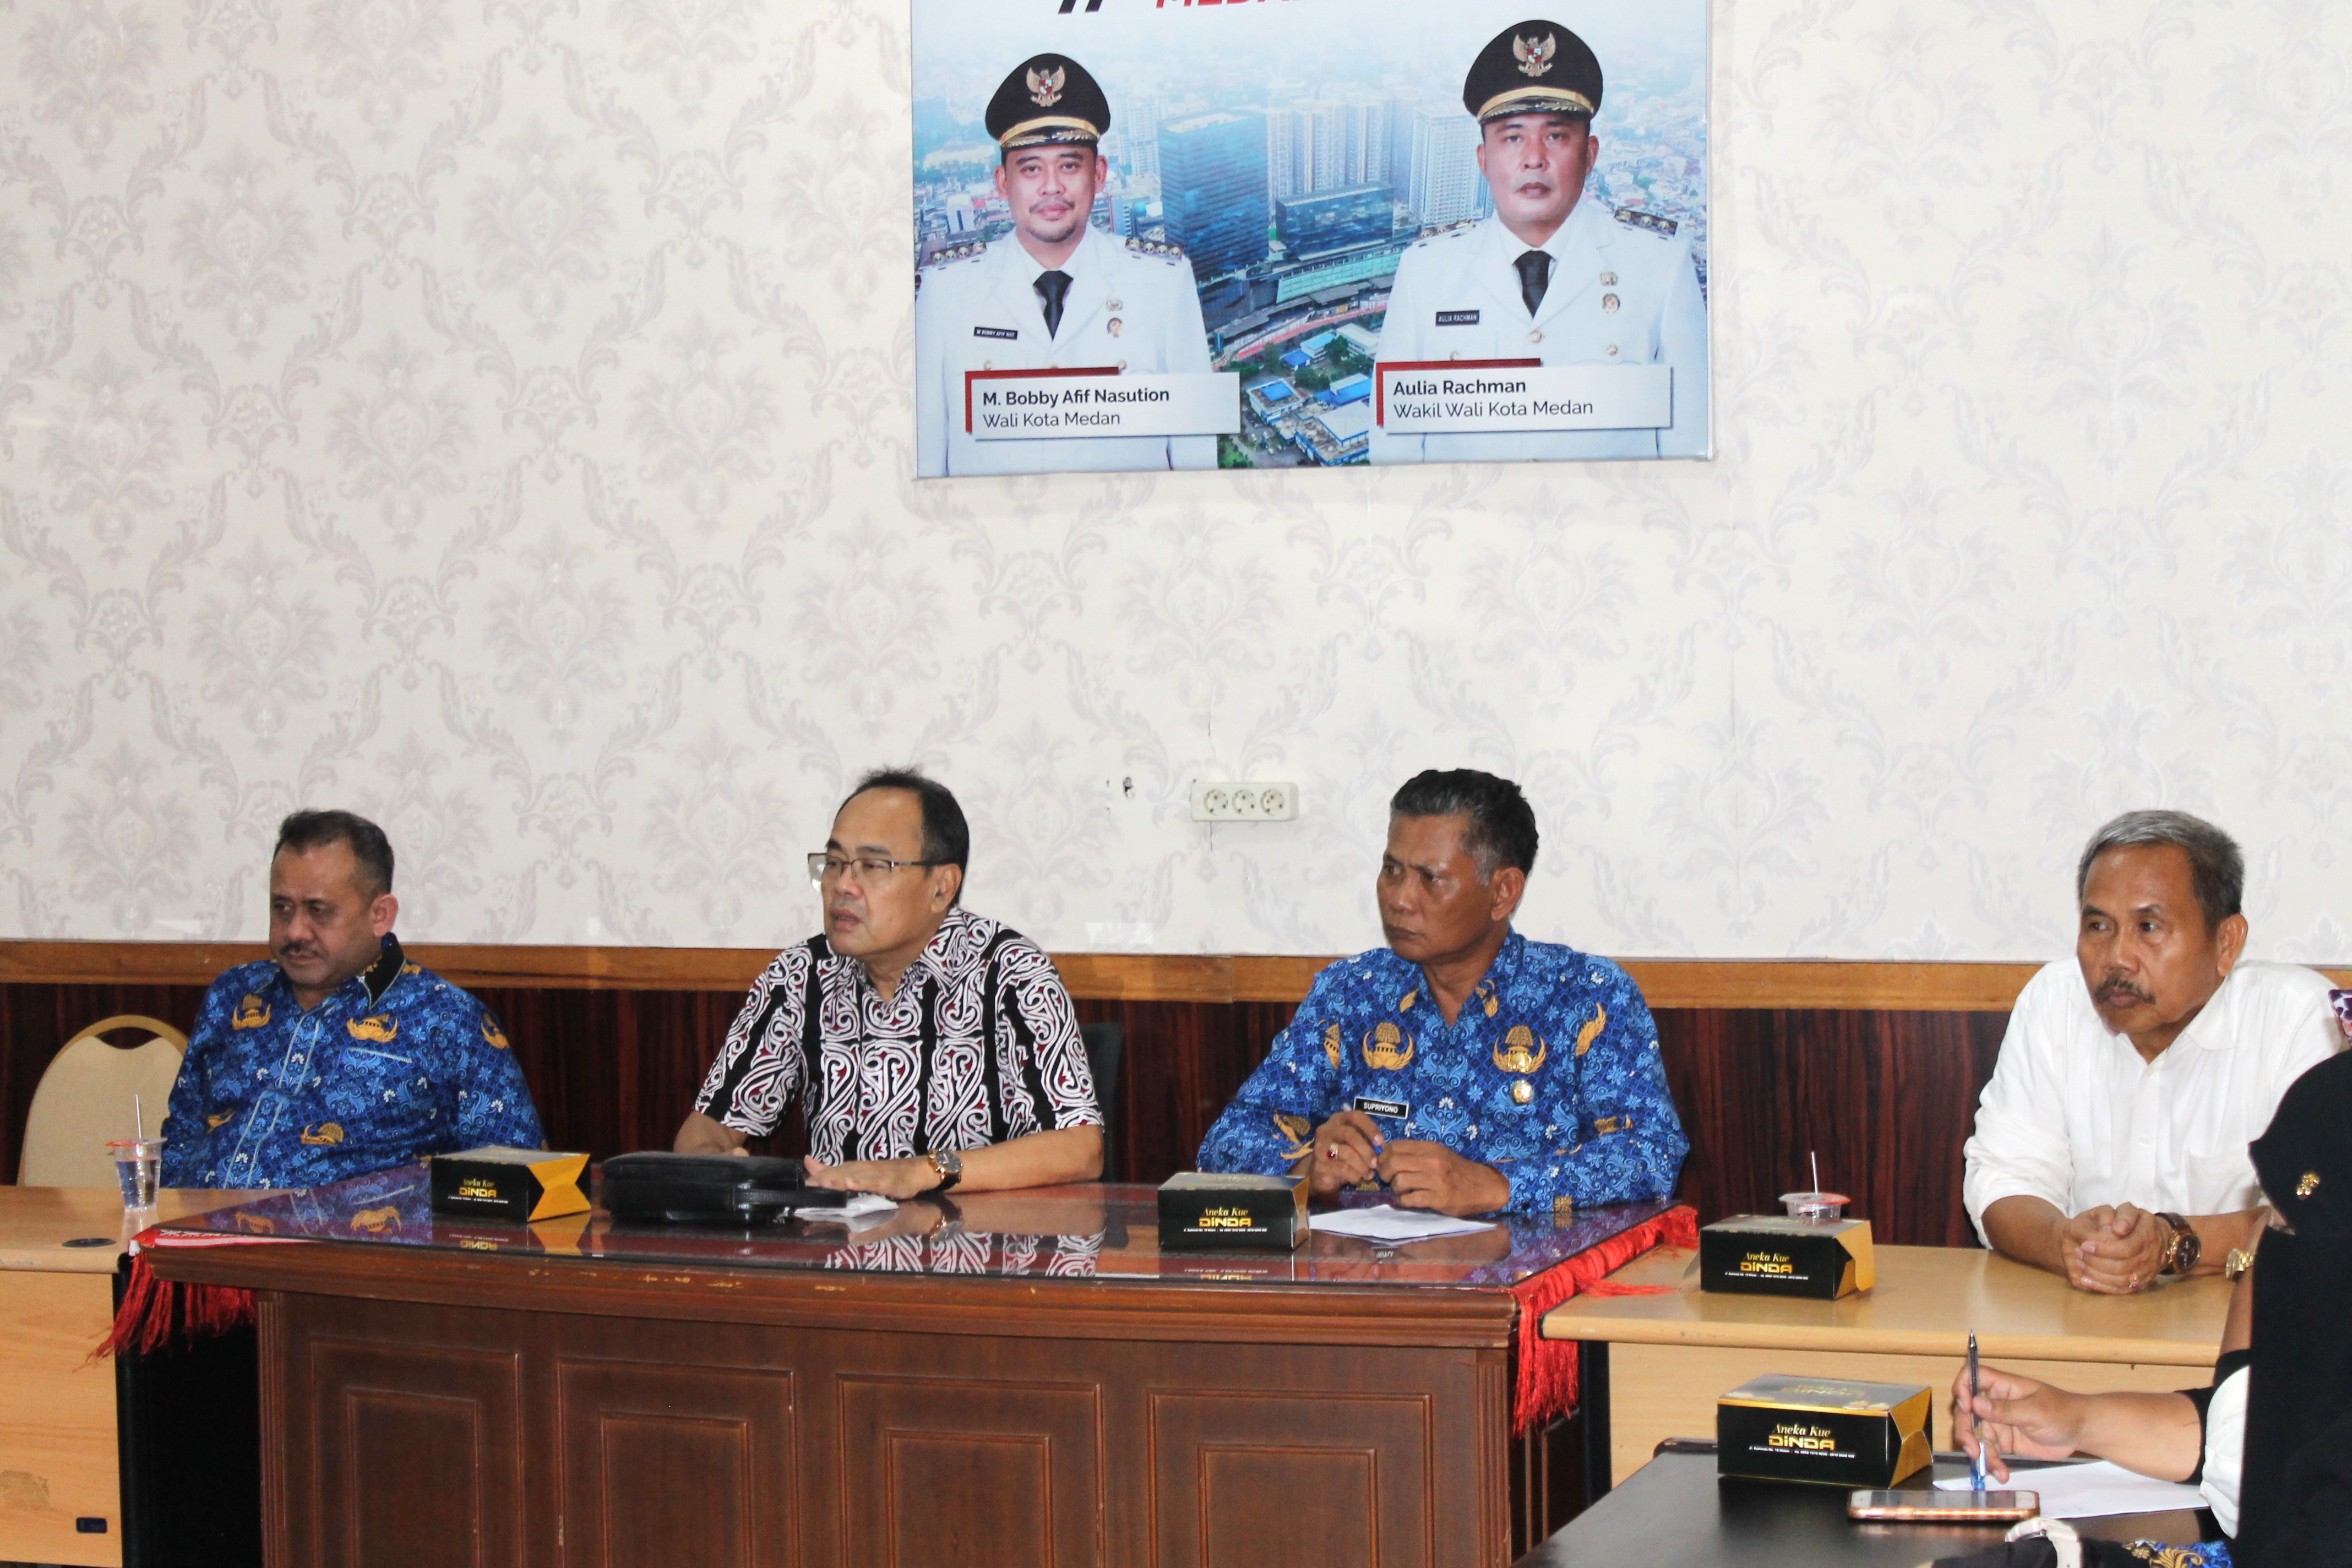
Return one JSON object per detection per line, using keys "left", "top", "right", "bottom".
{"left": 1968, "top": 1332, "right": 1992, "bottom": 1490}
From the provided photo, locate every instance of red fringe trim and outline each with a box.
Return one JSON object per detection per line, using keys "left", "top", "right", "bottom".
{"left": 96, "top": 1250, "right": 258, "bottom": 1360}
{"left": 1507, "top": 1205, "right": 1698, "bottom": 1434}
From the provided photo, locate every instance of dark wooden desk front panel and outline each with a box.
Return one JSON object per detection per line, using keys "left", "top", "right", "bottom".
{"left": 168, "top": 1244, "right": 1515, "bottom": 1568}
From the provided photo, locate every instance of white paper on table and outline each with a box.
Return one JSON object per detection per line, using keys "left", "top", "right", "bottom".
{"left": 1308, "top": 1205, "right": 1496, "bottom": 1244}
{"left": 792, "top": 1192, "right": 900, "bottom": 1229}
{"left": 1935, "top": 1460, "right": 2207, "bottom": 1518}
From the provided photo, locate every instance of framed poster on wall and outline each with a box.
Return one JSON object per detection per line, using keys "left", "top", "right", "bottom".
{"left": 911, "top": 1, "right": 1711, "bottom": 478}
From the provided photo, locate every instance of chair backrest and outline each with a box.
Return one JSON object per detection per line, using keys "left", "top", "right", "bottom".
{"left": 1080, "top": 1021, "right": 1128, "bottom": 1183}
{"left": 18, "top": 1015, "right": 189, "bottom": 1186}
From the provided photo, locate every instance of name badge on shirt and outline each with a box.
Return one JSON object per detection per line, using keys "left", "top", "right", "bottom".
{"left": 1436, "top": 310, "right": 1480, "bottom": 327}
{"left": 973, "top": 325, "right": 1020, "bottom": 340}
{"left": 1353, "top": 1095, "right": 1412, "bottom": 1121}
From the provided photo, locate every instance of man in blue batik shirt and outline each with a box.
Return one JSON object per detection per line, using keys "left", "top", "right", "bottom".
{"left": 161, "top": 809, "right": 544, "bottom": 1188}
{"left": 1199, "top": 770, "right": 1687, "bottom": 1218}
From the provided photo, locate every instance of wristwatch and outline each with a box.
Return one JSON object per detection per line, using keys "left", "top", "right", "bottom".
{"left": 2155, "top": 1211, "right": 2201, "bottom": 1276}
{"left": 925, "top": 1147, "right": 963, "bottom": 1194}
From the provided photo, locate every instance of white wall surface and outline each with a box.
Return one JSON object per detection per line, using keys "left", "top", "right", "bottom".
{"left": 2, "top": 0, "right": 2348, "bottom": 960}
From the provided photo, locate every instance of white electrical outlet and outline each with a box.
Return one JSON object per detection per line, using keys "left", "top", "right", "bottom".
{"left": 1190, "top": 781, "right": 1299, "bottom": 821}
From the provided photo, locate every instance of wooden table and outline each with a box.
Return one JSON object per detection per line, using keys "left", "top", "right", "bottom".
{"left": 146, "top": 1174, "right": 1679, "bottom": 1568}
{"left": 1542, "top": 1243, "right": 2231, "bottom": 1488}
{"left": 0, "top": 1188, "right": 251, "bottom": 1567}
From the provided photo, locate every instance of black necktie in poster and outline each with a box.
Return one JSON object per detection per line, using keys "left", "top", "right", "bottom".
{"left": 1035, "top": 270, "right": 1072, "bottom": 337}
{"left": 1515, "top": 250, "right": 1552, "bottom": 317}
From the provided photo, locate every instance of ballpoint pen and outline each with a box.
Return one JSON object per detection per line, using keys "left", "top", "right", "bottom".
{"left": 1968, "top": 1330, "right": 1991, "bottom": 1490}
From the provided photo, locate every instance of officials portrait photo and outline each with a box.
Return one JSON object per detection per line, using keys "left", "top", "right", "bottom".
{"left": 1369, "top": 19, "right": 1710, "bottom": 464}
{"left": 914, "top": 52, "right": 1216, "bottom": 479}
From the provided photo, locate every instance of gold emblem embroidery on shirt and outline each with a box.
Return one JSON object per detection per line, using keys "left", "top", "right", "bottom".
{"left": 1398, "top": 988, "right": 1418, "bottom": 1011}
{"left": 482, "top": 1018, "right": 511, "bottom": 1051}
{"left": 301, "top": 1122, "right": 345, "bottom": 1146}
{"left": 346, "top": 1014, "right": 398, "bottom": 1043}
{"left": 1362, "top": 1021, "right": 1415, "bottom": 1071}
{"left": 2121, "top": 1548, "right": 2208, "bottom": 1568}
{"left": 1479, "top": 980, "right": 1500, "bottom": 1019}
{"left": 350, "top": 1206, "right": 401, "bottom": 1235}
{"left": 1321, "top": 1022, "right": 1342, "bottom": 1069}
{"left": 206, "top": 1109, "right": 237, "bottom": 1130}
{"left": 1573, "top": 1005, "right": 1608, "bottom": 1057}
{"left": 1493, "top": 1024, "right": 1547, "bottom": 1076}
{"left": 236, "top": 1212, "right": 278, "bottom": 1234}
{"left": 232, "top": 994, "right": 271, "bottom": 1030}
{"left": 1273, "top": 1113, "right": 1314, "bottom": 1159}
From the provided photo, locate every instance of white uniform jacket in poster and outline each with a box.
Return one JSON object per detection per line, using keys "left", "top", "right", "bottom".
{"left": 916, "top": 224, "right": 1218, "bottom": 478}
{"left": 1368, "top": 200, "right": 1709, "bottom": 463}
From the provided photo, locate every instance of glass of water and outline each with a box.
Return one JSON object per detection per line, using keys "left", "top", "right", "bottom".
{"left": 108, "top": 1136, "right": 165, "bottom": 1212}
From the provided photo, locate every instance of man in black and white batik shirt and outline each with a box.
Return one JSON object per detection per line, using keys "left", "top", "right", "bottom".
{"left": 677, "top": 770, "right": 1103, "bottom": 1199}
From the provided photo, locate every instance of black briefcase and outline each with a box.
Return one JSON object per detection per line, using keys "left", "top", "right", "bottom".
{"left": 599, "top": 1151, "right": 848, "bottom": 1225}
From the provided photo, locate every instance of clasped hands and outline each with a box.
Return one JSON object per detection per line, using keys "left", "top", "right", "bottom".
{"left": 2054, "top": 1201, "right": 2170, "bottom": 1293}
{"left": 1304, "top": 1110, "right": 1511, "bottom": 1217}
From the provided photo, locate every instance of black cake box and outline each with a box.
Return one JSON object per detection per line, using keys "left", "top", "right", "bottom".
{"left": 1699, "top": 1215, "right": 1875, "bottom": 1299}
{"left": 1717, "top": 1374, "right": 1931, "bottom": 1487}
{"left": 1157, "top": 1173, "right": 1308, "bottom": 1251}
{"left": 428, "top": 1146, "right": 591, "bottom": 1223}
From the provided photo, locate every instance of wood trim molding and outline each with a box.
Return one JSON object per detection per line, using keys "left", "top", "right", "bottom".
{"left": 14, "top": 939, "right": 2305, "bottom": 1011}
{"left": 145, "top": 1242, "right": 1521, "bottom": 1348}
{"left": 9, "top": 939, "right": 2344, "bottom": 1011}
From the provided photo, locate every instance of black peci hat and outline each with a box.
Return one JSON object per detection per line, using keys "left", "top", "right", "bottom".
{"left": 1461, "top": 21, "right": 1603, "bottom": 124}
{"left": 986, "top": 53, "right": 1111, "bottom": 150}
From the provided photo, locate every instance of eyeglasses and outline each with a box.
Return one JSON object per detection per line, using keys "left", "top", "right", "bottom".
{"left": 807, "top": 852, "right": 943, "bottom": 889}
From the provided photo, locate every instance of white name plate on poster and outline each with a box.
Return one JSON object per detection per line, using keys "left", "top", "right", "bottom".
{"left": 966, "top": 371, "right": 1240, "bottom": 440}
{"left": 1377, "top": 362, "right": 1673, "bottom": 434}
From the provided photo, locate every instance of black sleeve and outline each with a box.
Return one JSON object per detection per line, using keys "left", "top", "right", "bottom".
{"left": 2179, "top": 1348, "right": 2255, "bottom": 1485}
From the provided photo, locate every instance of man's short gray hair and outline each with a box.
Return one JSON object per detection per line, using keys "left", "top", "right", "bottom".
{"left": 2075, "top": 809, "right": 2244, "bottom": 932}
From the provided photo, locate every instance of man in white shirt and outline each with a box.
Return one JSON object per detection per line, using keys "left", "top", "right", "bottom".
{"left": 1964, "top": 810, "right": 2342, "bottom": 1292}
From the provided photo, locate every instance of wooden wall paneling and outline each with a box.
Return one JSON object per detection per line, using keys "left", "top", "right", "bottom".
{"left": 1, "top": 944, "right": 2101, "bottom": 1009}
{"left": 1652, "top": 1009, "right": 2006, "bottom": 1246}
{"left": 1071, "top": 999, "right": 1290, "bottom": 1186}
{"left": 0, "top": 974, "right": 2012, "bottom": 1248}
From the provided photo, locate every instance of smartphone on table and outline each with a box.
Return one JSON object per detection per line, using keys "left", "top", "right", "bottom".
{"left": 1847, "top": 1491, "right": 2039, "bottom": 1522}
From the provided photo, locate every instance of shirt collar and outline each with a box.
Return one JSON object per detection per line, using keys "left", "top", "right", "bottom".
{"left": 1015, "top": 226, "right": 1095, "bottom": 284}
{"left": 853, "top": 907, "right": 978, "bottom": 995}
{"left": 361, "top": 932, "right": 405, "bottom": 1006}
{"left": 1399, "top": 928, "right": 1524, "bottom": 1017}
{"left": 274, "top": 932, "right": 404, "bottom": 1012}
{"left": 2174, "top": 965, "right": 2246, "bottom": 1054}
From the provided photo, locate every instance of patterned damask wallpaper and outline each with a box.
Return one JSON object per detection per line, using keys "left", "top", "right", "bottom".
{"left": 2, "top": 0, "right": 2348, "bottom": 962}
